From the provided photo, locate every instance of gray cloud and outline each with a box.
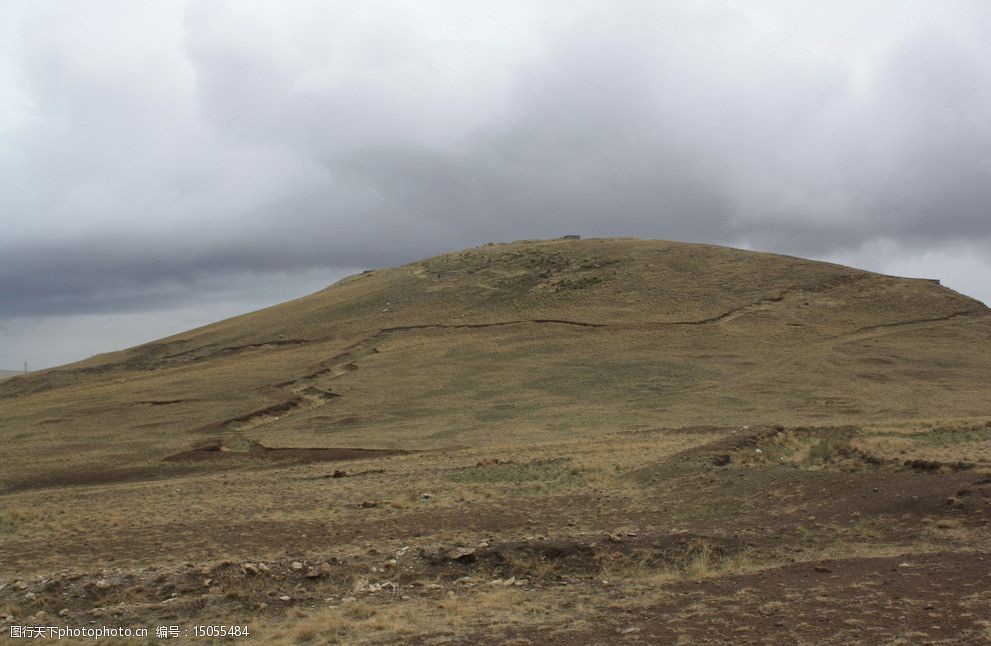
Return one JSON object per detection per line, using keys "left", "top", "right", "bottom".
{"left": 1, "top": 1, "right": 990, "bottom": 366}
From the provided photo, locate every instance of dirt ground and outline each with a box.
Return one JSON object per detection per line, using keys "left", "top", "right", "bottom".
{"left": 2, "top": 425, "right": 989, "bottom": 644}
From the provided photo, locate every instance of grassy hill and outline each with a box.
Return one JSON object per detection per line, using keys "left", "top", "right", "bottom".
{"left": 2, "top": 238, "right": 989, "bottom": 643}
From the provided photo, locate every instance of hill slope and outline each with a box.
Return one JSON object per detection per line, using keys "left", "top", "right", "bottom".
{"left": 2, "top": 238, "right": 987, "bottom": 479}
{"left": 2, "top": 238, "right": 990, "bottom": 644}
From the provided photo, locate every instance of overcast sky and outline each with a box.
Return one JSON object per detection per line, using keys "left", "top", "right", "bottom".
{"left": 2, "top": 1, "right": 990, "bottom": 369}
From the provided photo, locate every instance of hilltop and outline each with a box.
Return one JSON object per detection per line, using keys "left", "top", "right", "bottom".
{"left": 2, "top": 238, "right": 989, "bottom": 644}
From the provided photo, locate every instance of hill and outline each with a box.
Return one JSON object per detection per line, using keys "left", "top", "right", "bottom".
{"left": 2, "top": 238, "right": 989, "bottom": 643}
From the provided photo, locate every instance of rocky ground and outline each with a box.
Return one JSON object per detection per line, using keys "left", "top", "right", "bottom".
{"left": 3, "top": 424, "right": 989, "bottom": 644}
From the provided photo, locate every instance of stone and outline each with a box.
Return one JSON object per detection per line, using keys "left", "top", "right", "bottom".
{"left": 619, "top": 627, "right": 640, "bottom": 635}
{"left": 241, "top": 563, "right": 259, "bottom": 575}
{"left": 279, "top": 595, "right": 291, "bottom": 602}
{"left": 447, "top": 547, "right": 476, "bottom": 563}
{"left": 307, "top": 562, "right": 334, "bottom": 579}
{"left": 94, "top": 579, "right": 111, "bottom": 590}
{"left": 290, "top": 561, "right": 304, "bottom": 571}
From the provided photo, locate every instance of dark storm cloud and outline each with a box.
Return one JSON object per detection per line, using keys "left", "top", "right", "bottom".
{"left": 2, "top": 0, "right": 990, "bottom": 331}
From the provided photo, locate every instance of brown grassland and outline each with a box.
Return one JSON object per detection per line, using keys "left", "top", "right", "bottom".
{"left": 1, "top": 238, "right": 989, "bottom": 644}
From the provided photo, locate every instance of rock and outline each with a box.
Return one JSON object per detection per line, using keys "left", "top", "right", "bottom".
{"left": 24, "top": 592, "right": 37, "bottom": 600}
{"left": 94, "top": 579, "right": 111, "bottom": 590}
{"left": 341, "top": 596, "right": 356, "bottom": 604}
{"left": 241, "top": 563, "right": 259, "bottom": 575}
{"left": 361, "top": 501, "right": 378, "bottom": 508}
{"left": 814, "top": 565, "right": 832, "bottom": 573}
{"left": 353, "top": 578, "right": 369, "bottom": 593}
{"left": 502, "top": 577, "right": 516, "bottom": 586}
{"left": 607, "top": 534, "right": 623, "bottom": 543}
{"left": 256, "top": 562, "right": 271, "bottom": 573}
{"left": 419, "top": 493, "right": 433, "bottom": 500}
{"left": 489, "top": 579, "right": 503, "bottom": 586}
{"left": 291, "top": 561, "right": 304, "bottom": 571}
{"left": 383, "top": 559, "right": 397, "bottom": 569}
{"left": 278, "top": 595, "right": 291, "bottom": 602}
{"left": 203, "top": 578, "right": 213, "bottom": 587}
{"left": 332, "top": 470, "right": 348, "bottom": 478}
{"left": 13, "top": 581, "right": 27, "bottom": 590}
{"left": 447, "top": 547, "right": 476, "bottom": 563}
{"left": 257, "top": 602, "right": 268, "bottom": 610}
{"left": 58, "top": 609, "right": 69, "bottom": 617}
{"left": 307, "top": 562, "right": 334, "bottom": 579}
{"left": 477, "top": 541, "right": 490, "bottom": 549}
{"left": 619, "top": 627, "right": 640, "bottom": 635}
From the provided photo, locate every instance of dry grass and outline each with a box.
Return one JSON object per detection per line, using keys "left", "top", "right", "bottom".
{"left": 2, "top": 239, "right": 990, "bottom": 643}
